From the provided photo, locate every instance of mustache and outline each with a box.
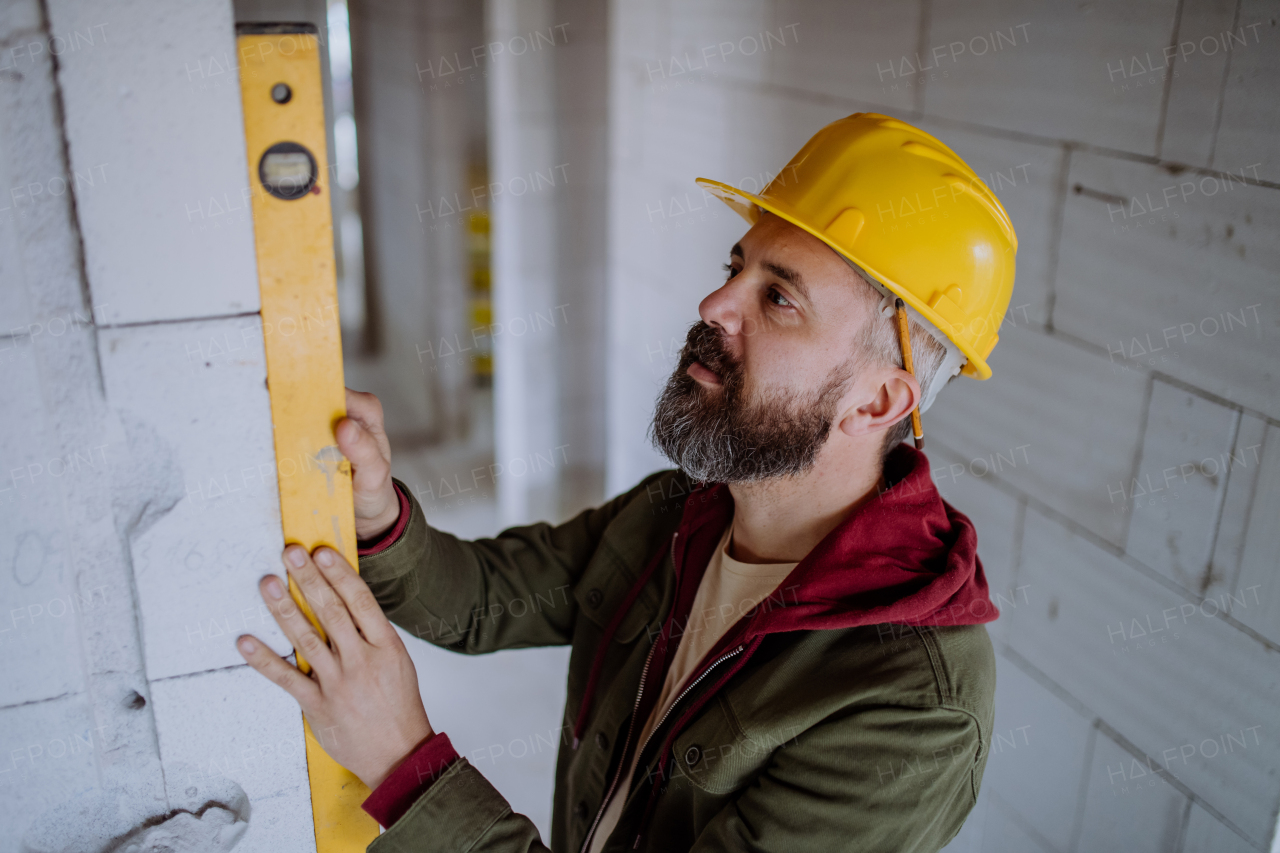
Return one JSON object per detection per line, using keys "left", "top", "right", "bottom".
{"left": 680, "top": 322, "right": 737, "bottom": 377}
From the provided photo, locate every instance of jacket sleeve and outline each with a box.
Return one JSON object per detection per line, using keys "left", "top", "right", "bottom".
{"left": 358, "top": 473, "right": 668, "bottom": 653}
{"left": 367, "top": 758, "right": 550, "bottom": 853}
{"left": 689, "top": 703, "right": 985, "bottom": 853}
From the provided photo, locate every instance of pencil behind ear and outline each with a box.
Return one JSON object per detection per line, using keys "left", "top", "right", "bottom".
{"left": 894, "top": 300, "right": 924, "bottom": 450}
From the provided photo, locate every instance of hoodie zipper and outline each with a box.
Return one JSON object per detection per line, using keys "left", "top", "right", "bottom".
{"left": 630, "top": 642, "right": 751, "bottom": 850}
{"left": 580, "top": 641, "right": 656, "bottom": 853}
{"left": 579, "top": 532, "right": 678, "bottom": 853}
{"left": 631, "top": 643, "right": 745, "bottom": 794}
{"left": 583, "top": 643, "right": 747, "bottom": 853}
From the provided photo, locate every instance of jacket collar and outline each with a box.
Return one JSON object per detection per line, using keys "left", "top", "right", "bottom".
{"left": 673, "top": 444, "right": 998, "bottom": 637}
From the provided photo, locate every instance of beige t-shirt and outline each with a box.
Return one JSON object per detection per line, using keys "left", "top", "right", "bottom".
{"left": 588, "top": 518, "right": 797, "bottom": 852}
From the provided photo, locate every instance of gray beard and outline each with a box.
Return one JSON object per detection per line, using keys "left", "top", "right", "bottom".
{"left": 649, "top": 322, "right": 854, "bottom": 483}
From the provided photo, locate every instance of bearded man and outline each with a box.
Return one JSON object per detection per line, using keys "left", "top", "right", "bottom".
{"left": 238, "top": 113, "right": 1015, "bottom": 853}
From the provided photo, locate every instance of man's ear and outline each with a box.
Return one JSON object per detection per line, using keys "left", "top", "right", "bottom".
{"left": 838, "top": 368, "right": 921, "bottom": 438}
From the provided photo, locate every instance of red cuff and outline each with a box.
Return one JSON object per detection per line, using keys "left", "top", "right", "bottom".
{"left": 358, "top": 483, "right": 411, "bottom": 557}
{"left": 361, "top": 732, "right": 460, "bottom": 828}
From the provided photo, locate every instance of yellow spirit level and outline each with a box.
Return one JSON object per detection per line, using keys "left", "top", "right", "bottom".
{"left": 237, "top": 24, "right": 379, "bottom": 851}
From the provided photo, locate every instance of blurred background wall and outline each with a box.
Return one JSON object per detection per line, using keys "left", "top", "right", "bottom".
{"left": 0, "top": 0, "right": 1276, "bottom": 850}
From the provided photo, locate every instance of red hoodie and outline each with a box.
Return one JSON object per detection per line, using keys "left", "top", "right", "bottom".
{"left": 363, "top": 445, "right": 998, "bottom": 829}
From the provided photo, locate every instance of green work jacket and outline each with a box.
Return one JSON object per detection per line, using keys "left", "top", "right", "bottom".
{"left": 360, "top": 449, "right": 996, "bottom": 853}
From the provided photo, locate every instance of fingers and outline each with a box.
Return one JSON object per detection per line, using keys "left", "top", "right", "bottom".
{"left": 259, "top": 571, "right": 338, "bottom": 676}
{"left": 311, "top": 547, "right": 398, "bottom": 647}
{"left": 337, "top": 416, "right": 391, "bottom": 495}
{"left": 338, "top": 396, "right": 401, "bottom": 538}
{"left": 281, "top": 546, "right": 361, "bottom": 652}
{"left": 259, "top": 571, "right": 336, "bottom": 673}
{"left": 344, "top": 389, "right": 391, "bottom": 456}
{"left": 237, "top": 634, "right": 321, "bottom": 708}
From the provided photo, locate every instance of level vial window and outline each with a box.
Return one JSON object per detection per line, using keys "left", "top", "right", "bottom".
{"left": 259, "top": 142, "right": 317, "bottom": 200}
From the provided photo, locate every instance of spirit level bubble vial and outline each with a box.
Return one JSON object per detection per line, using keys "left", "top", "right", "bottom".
{"left": 236, "top": 23, "right": 380, "bottom": 852}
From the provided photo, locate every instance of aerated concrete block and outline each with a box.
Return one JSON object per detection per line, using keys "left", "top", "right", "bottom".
{"left": 981, "top": 658, "right": 1094, "bottom": 851}
{"left": 0, "top": 355, "right": 87, "bottom": 708}
{"left": 658, "top": 0, "right": 775, "bottom": 90}
{"left": 150, "top": 665, "right": 315, "bottom": 853}
{"left": 1232, "top": 421, "right": 1280, "bottom": 647}
{"left": 980, "top": 801, "right": 1056, "bottom": 853}
{"left": 0, "top": 694, "right": 102, "bottom": 853}
{"left": 1011, "top": 508, "right": 1280, "bottom": 846}
{"left": 1208, "top": 414, "right": 1269, "bottom": 609}
{"left": 1181, "top": 801, "right": 1264, "bottom": 853}
{"left": 1074, "top": 729, "right": 1187, "bottom": 853}
{"left": 1123, "top": 380, "right": 1238, "bottom": 595}
{"left": 1054, "top": 151, "right": 1280, "bottom": 420}
{"left": 45, "top": 0, "right": 259, "bottom": 325}
{"left": 921, "top": 0, "right": 1178, "bottom": 155}
{"left": 1158, "top": 0, "right": 1238, "bottom": 166}
{"left": 98, "top": 318, "right": 291, "bottom": 681}
{"left": 927, "top": 322, "right": 1148, "bottom": 546}
{"left": 1212, "top": 0, "right": 1280, "bottom": 183}
{"left": 771, "top": 0, "right": 920, "bottom": 111}
{"left": 0, "top": 0, "right": 41, "bottom": 41}
{"left": 0, "top": 18, "right": 94, "bottom": 336}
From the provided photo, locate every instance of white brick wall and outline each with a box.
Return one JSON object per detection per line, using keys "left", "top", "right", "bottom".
{"left": 0, "top": 0, "right": 312, "bottom": 847}
{"left": 1232, "top": 422, "right": 1280, "bottom": 647}
{"left": 1076, "top": 730, "right": 1187, "bottom": 853}
{"left": 97, "top": 318, "right": 290, "bottom": 680}
{"left": 980, "top": 661, "right": 1094, "bottom": 851}
{"left": 46, "top": 0, "right": 260, "bottom": 325}
{"left": 1054, "top": 152, "right": 1279, "bottom": 421}
{"left": 1210, "top": 1, "right": 1280, "bottom": 183}
{"left": 1012, "top": 508, "right": 1278, "bottom": 844}
{"left": 1124, "top": 379, "right": 1240, "bottom": 593}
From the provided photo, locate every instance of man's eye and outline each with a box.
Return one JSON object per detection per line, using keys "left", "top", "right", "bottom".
{"left": 722, "top": 262, "right": 739, "bottom": 280}
{"left": 768, "top": 287, "right": 793, "bottom": 308}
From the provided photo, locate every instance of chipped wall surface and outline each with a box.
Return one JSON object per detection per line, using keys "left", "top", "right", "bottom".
{"left": 0, "top": 1, "right": 313, "bottom": 850}
{"left": 603, "top": 1, "right": 1280, "bottom": 851}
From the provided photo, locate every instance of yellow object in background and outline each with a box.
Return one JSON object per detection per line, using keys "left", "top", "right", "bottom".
{"left": 238, "top": 27, "right": 380, "bottom": 851}
{"left": 468, "top": 160, "right": 493, "bottom": 383}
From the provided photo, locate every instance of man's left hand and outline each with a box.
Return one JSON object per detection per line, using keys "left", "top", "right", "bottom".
{"left": 237, "top": 544, "right": 433, "bottom": 790}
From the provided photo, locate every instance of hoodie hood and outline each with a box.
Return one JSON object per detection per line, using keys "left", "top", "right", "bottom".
{"left": 704, "top": 443, "right": 999, "bottom": 637}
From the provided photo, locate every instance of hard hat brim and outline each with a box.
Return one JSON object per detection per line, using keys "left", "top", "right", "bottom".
{"left": 694, "top": 176, "right": 993, "bottom": 380}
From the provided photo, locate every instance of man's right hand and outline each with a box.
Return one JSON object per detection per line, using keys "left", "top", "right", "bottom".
{"left": 339, "top": 388, "right": 402, "bottom": 541}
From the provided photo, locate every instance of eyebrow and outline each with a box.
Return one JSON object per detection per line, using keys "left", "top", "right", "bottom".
{"left": 765, "top": 261, "right": 810, "bottom": 303}
{"left": 729, "top": 243, "right": 811, "bottom": 303}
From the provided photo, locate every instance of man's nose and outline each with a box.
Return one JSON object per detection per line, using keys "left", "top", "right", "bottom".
{"left": 698, "top": 281, "right": 751, "bottom": 337}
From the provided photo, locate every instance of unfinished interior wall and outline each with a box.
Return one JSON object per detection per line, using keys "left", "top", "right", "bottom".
{"left": 487, "top": 0, "right": 609, "bottom": 526}
{"left": 603, "top": 1, "right": 1279, "bottom": 851}
{"left": 0, "top": 1, "right": 312, "bottom": 849}
{"left": 346, "top": 0, "right": 481, "bottom": 443}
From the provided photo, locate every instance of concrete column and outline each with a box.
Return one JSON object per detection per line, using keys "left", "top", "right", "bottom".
{"left": 347, "top": 0, "right": 479, "bottom": 442}
{"left": 487, "top": 0, "right": 607, "bottom": 525}
{"left": 487, "top": 0, "right": 563, "bottom": 525}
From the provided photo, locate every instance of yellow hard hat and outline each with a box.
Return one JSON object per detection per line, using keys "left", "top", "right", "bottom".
{"left": 697, "top": 112, "right": 1017, "bottom": 380}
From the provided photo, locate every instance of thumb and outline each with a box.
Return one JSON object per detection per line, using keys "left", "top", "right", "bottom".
{"left": 337, "top": 417, "right": 391, "bottom": 496}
